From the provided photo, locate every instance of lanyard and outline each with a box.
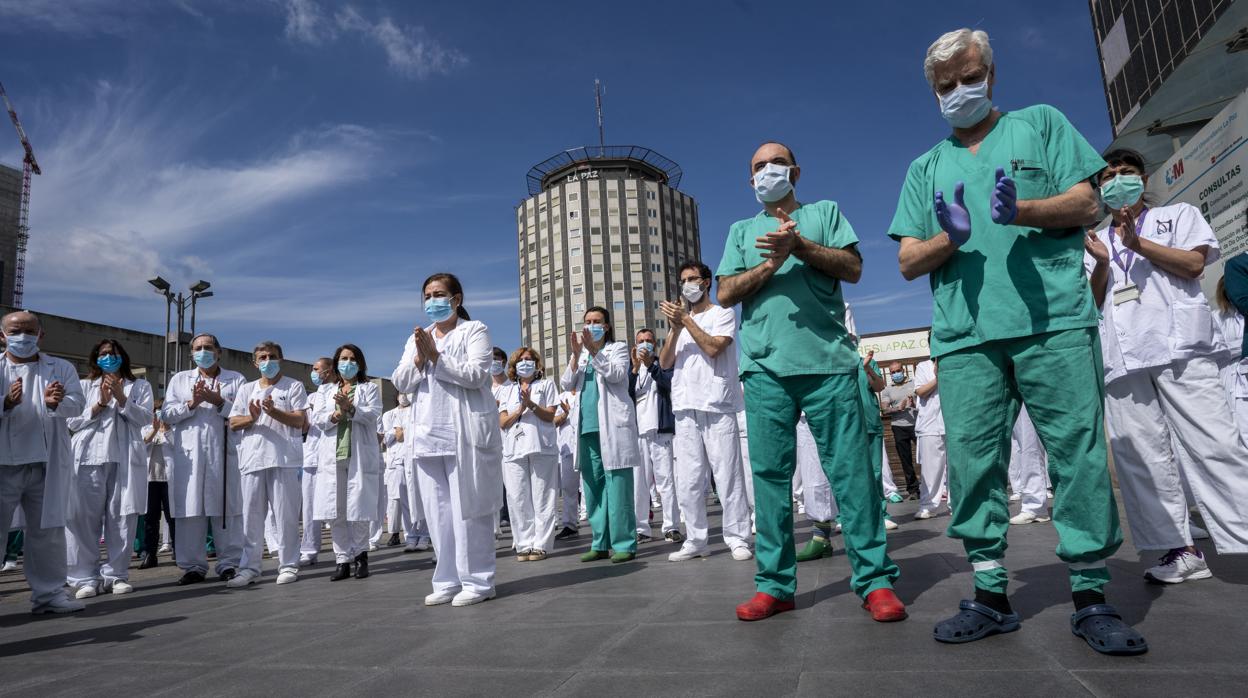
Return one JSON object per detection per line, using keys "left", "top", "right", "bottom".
{"left": 1108, "top": 207, "right": 1148, "bottom": 275}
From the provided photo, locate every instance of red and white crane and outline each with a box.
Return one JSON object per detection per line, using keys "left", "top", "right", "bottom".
{"left": 0, "top": 81, "right": 39, "bottom": 308}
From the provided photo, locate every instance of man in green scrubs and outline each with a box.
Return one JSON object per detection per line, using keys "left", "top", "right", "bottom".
{"left": 718, "top": 141, "right": 905, "bottom": 622}
{"left": 888, "top": 28, "right": 1146, "bottom": 655}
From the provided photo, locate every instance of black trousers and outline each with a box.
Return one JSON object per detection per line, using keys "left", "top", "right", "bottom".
{"left": 143, "top": 481, "right": 176, "bottom": 557}
{"left": 891, "top": 424, "right": 918, "bottom": 494}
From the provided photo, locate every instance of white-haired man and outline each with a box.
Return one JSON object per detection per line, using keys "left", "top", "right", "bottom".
{"left": 887, "top": 28, "right": 1146, "bottom": 655}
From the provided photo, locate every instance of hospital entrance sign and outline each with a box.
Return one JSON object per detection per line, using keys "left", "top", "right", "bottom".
{"left": 857, "top": 327, "right": 931, "bottom": 363}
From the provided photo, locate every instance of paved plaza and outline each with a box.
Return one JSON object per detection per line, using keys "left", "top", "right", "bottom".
{"left": 1, "top": 497, "right": 1246, "bottom": 697}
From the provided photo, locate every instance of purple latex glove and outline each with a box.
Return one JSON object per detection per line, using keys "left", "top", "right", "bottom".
{"left": 934, "top": 182, "right": 971, "bottom": 246}
{"left": 991, "top": 167, "right": 1018, "bottom": 225}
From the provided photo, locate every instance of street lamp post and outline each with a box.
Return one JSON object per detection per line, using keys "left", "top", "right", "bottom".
{"left": 149, "top": 277, "right": 213, "bottom": 397}
{"left": 189, "top": 280, "right": 212, "bottom": 338}
{"left": 147, "top": 276, "right": 173, "bottom": 397}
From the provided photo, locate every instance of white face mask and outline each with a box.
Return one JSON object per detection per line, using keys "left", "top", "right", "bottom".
{"left": 938, "top": 79, "right": 992, "bottom": 128}
{"left": 752, "top": 163, "right": 793, "bottom": 203}
{"left": 490, "top": 360, "right": 505, "bottom": 376}
{"left": 681, "top": 281, "right": 705, "bottom": 303}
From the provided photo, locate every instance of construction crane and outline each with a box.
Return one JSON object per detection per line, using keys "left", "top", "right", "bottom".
{"left": 0, "top": 81, "right": 39, "bottom": 308}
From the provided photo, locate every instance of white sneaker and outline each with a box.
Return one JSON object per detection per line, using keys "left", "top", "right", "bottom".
{"left": 451, "top": 589, "right": 496, "bottom": 607}
{"left": 368, "top": 543, "right": 379, "bottom": 552}
{"left": 730, "top": 547, "right": 754, "bottom": 561}
{"left": 0, "top": 560, "right": 16, "bottom": 572}
{"left": 74, "top": 585, "right": 98, "bottom": 600}
{"left": 1009, "top": 511, "right": 1050, "bottom": 525}
{"left": 158, "top": 543, "right": 172, "bottom": 554}
{"left": 1008, "top": 492, "right": 1022, "bottom": 502}
{"left": 403, "top": 541, "right": 420, "bottom": 552}
{"left": 298, "top": 554, "right": 317, "bottom": 567}
{"left": 109, "top": 580, "right": 134, "bottom": 595}
{"left": 276, "top": 570, "right": 298, "bottom": 585}
{"left": 914, "top": 509, "right": 936, "bottom": 520}
{"left": 1047, "top": 488, "right": 1054, "bottom": 499}
{"left": 31, "top": 597, "right": 85, "bottom": 615}
{"left": 425, "top": 589, "right": 458, "bottom": 606}
{"left": 1145, "top": 549, "right": 1213, "bottom": 584}
{"left": 225, "top": 569, "right": 258, "bottom": 588}
{"left": 668, "top": 543, "right": 710, "bottom": 562}
{"left": 834, "top": 521, "right": 842, "bottom": 533}
{"left": 415, "top": 537, "right": 432, "bottom": 551}
{"left": 884, "top": 518, "right": 899, "bottom": 531}
{"left": 1189, "top": 521, "right": 1211, "bottom": 540}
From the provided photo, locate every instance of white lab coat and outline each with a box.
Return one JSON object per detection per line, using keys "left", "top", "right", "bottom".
{"left": 391, "top": 320, "right": 505, "bottom": 521}
{"left": 67, "top": 377, "right": 154, "bottom": 516}
{"left": 381, "top": 405, "right": 410, "bottom": 496}
{"left": 311, "top": 381, "right": 382, "bottom": 522}
{"left": 559, "top": 342, "right": 641, "bottom": 472}
{"left": 161, "top": 368, "right": 245, "bottom": 518}
{"left": 0, "top": 354, "right": 86, "bottom": 528}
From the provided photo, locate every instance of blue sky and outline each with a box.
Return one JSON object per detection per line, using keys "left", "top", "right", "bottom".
{"left": 0, "top": 0, "right": 1113, "bottom": 371}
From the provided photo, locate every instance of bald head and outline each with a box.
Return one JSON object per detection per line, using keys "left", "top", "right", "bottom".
{"left": 751, "top": 141, "right": 797, "bottom": 175}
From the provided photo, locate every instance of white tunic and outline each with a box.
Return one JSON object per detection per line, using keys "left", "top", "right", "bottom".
{"left": 498, "top": 378, "right": 558, "bottom": 460}
{"left": 912, "top": 360, "right": 944, "bottom": 437}
{"left": 230, "top": 376, "right": 308, "bottom": 472}
{"left": 670, "top": 305, "right": 744, "bottom": 414}
{"left": 303, "top": 389, "right": 326, "bottom": 471}
{"left": 67, "top": 377, "right": 154, "bottom": 516}
{"left": 1084, "top": 202, "right": 1231, "bottom": 384}
{"left": 161, "top": 367, "right": 245, "bottom": 518}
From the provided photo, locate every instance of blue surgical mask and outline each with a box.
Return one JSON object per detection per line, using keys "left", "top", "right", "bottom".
{"left": 516, "top": 360, "right": 536, "bottom": 378}
{"left": 258, "top": 359, "right": 280, "bottom": 379}
{"left": 586, "top": 324, "right": 606, "bottom": 342}
{"left": 938, "top": 79, "right": 992, "bottom": 129}
{"left": 338, "top": 360, "right": 359, "bottom": 380}
{"left": 192, "top": 349, "right": 217, "bottom": 369}
{"left": 753, "top": 163, "right": 793, "bottom": 204}
{"left": 310, "top": 371, "right": 323, "bottom": 387}
{"left": 425, "top": 297, "right": 454, "bottom": 323}
{"left": 637, "top": 341, "right": 654, "bottom": 355}
{"left": 891, "top": 372, "right": 906, "bottom": 383}
{"left": 97, "top": 354, "right": 122, "bottom": 374}
{"left": 1099, "top": 174, "right": 1144, "bottom": 211}
{"left": 4, "top": 333, "right": 38, "bottom": 359}
{"left": 490, "top": 360, "right": 505, "bottom": 376}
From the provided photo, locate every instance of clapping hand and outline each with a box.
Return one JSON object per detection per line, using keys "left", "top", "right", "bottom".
{"left": 261, "top": 394, "right": 276, "bottom": 416}
{"left": 103, "top": 374, "right": 126, "bottom": 407}
{"left": 935, "top": 182, "right": 971, "bottom": 246}
{"left": 569, "top": 330, "right": 583, "bottom": 358}
{"left": 4, "top": 377, "right": 22, "bottom": 410}
{"left": 1084, "top": 231, "right": 1110, "bottom": 265}
{"left": 248, "top": 399, "right": 262, "bottom": 420}
{"left": 756, "top": 207, "right": 799, "bottom": 267}
{"left": 44, "top": 381, "right": 64, "bottom": 410}
{"left": 1114, "top": 207, "right": 1141, "bottom": 251}
{"left": 659, "top": 301, "right": 687, "bottom": 328}
{"left": 990, "top": 167, "right": 1018, "bottom": 225}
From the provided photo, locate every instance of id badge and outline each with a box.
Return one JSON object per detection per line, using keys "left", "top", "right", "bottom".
{"left": 1112, "top": 283, "right": 1141, "bottom": 305}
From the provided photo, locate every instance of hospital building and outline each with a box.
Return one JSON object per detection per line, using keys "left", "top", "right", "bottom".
{"left": 515, "top": 146, "right": 701, "bottom": 365}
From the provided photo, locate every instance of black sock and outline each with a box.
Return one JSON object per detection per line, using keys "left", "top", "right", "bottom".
{"left": 1072, "top": 589, "right": 1105, "bottom": 611}
{"left": 974, "top": 588, "right": 1013, "bottom": 615}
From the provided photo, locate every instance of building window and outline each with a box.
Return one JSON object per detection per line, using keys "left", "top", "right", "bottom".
{"left": 569, "top": 192, "right": 579, "bottom": 201}
{"left": 573, "top": 285, "right": 582, "bottom": 294}
{"left": 591, "top": 227, "right": 601, "bottom": 237}
{"left": 593, "top": 264, "right": 604, "bottom": 272}
{"left": 611, "top": 245, "right": 621, "bottom": 253}
{"left": 614, "top": 301, "right": 625, "bottom": 312}
{"left": 568, "top": 210, "right": 578, "bottom": 219}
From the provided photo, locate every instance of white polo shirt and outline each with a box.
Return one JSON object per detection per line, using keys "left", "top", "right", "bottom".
{"left": 671, "top": 304, "right": 744, "bottom": 414}
{"left": 230, "top": 375, "right": 308, "bottom": 473}
{"left": 1083, "top": 202, "right": 1229, "bottom": 384}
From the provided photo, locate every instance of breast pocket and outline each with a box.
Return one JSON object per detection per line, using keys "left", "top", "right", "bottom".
{"left": 1011, "top": 166, "right": 1052, "bottom": 201}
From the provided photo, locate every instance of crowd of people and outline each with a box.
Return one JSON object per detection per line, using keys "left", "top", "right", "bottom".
{"left": 3, "top": 28, "right": 1248, "bottom": 659}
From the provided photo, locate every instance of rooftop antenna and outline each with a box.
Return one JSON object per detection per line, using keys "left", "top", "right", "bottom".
{"left": 594, "top": 78, "right": 605, "bottom": 154}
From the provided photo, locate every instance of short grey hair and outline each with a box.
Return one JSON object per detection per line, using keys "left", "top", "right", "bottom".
{"left": 924, "top": 29, "right": 993, "bottom": 87}
{"left": 252, "top": 340, "right": 283, "bottom": 359}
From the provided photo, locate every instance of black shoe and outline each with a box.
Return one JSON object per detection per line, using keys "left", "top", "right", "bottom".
{"left": 330, "top": 563, "right": 352, "bottom": 581}
{"left": 139, "top": 552, "right": 158, "bottom": 569}
{"left": 177, "top": 570, "right": 206, "bottom": 586}
{"left": 206, "top": 548, "right": 217, "bottom": 559}
{"left": 664, "top": 530, "right": 685, "bottom": 544}
{"left": 387, "top": 532, "right": 401, "bottom": 547}
{"left": 555, "top": 526, "right": 579, "bottom": 540}
{"left": 354, "top": 552, "right": 369, "bottom": 579}
{"left": 218, "top": 568, "right": 237, "bottom": 583}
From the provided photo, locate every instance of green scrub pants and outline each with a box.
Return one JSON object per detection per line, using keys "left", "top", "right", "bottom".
{"left": 938, "top": 327, "right": 1122, "bottom": 594}
{"left": 744, "top": 371, "right": 899, "bottom": 600}
{"left": 869, "top": 432, "right": 889, "bottom": 518}
{"left": 579, "top": 433, "right": 637, "bottom": 554}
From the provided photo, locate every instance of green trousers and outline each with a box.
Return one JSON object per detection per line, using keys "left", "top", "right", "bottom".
{"left": 579, "top": 433, "right": 637, "bottom": 554}
{"left": 744, "top": 371, "right": 899, "bottom": 600}
{"left": 869, "top": 432, "right": 889, "bottom": 518}
{"left": 939, "top": 327, "right": 1122, "bottom": 594}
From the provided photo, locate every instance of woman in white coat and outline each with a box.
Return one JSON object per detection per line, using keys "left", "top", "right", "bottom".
{"left": 561, "top": 306, "right": 642, "bottom": 563}
{"left": 1214, "top": 277, "right": 1248, "bottom": 446}
{"left": 312, "top": 343, "right": 382, "bottom": 582}
{"left": 499, "top": 347, "right": 560, "bottom": 562}
{"left": 65, "top": 339, "right": 154, "bottom": 597}
{"left": 392, "top": 273, "right": 504, "bottom": 608}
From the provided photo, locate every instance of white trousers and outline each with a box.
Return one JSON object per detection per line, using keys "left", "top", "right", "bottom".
{"left": 416, "top": 455, "right": 495, "bottom": 594}
{"left": 798, "top": 417, "right": 836, "bottom": 522}
{"left": 635, "top": 432, "right": 680, "bottom": 536}
{"left": 65, "top": 462, "right": 137, "bottom": 588}
{"left": 673, "top": 409, "right": 750, "bottom": 550}
{"left": 386, "top": 464, "right": 418, "bottom": 537}
{"left": 881, "top": 440, "right": 899, "bottom": 498}
{"left": 0, "top": 464, "right": 72, "bottom": 608}
{"left": 915, "top": 434, "right": 948, "bottom": 512}
{"left": 300, "top": 467, "right": 320, "bottom": 556}
{"left": 240, "top": 468, "right": 301, "bottom": 576}
{"left": 175, "top": 513, "right": 243, "bottom": 575}
{"left": 369, "top": 478, "right": 386, "bottom": 545}
{"left": 557, "top": 449, "right": 579, "bottom": 527}
{"left": 328, "top": 460, "right": 369, "bottom": 563}
{"left": 402, "top": 459, "right": 429, "bottom": 533}
{"left": 503, "top": 452, "right": 560, "bottom": 553}
{"left": 737, "top": 412, "right": 755, "bottom": 511}
{"left": 1009, "top": 407, "right": 1050, "bottom": 515}
{"left": 1106, "top": 357, "right": 1248, "bottom": 553}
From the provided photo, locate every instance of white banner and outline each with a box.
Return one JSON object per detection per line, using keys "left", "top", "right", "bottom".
{"left": 1147, "top": 88, "right": 1248, "bottom": 298}
{"left": 857, "top": 329, "right": 931, "bottom": 363}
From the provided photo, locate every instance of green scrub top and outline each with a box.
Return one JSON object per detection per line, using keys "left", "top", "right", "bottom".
{"left": 887, "top": 105, "right": 1106, "bottom": 358}
{"left": 716, "top": 200, "right": 861, "bottom": 377}
{"left": 335, "top": 385, "right": 355, "bottom": 461}
{"left": 858, "top": 358, "right": 884, "bottom": 435}
{"left": 579, "top": 360, "right": 600, "bottom": 435}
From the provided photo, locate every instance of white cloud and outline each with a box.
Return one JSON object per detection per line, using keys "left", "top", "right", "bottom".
{"left": 281, "top": 0, "right": 334, "bottom": 44}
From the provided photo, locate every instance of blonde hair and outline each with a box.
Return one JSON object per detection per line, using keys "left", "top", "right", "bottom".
{"left": 507, "top": 346, "right": 543, "bottom": 382}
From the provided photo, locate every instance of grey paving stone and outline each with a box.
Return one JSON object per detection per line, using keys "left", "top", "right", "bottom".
{"left": 796, "top": 669, "right": 1095, "bottom": 697}
{"left": 553, "top": 670, "right": 800, "bottom": 697}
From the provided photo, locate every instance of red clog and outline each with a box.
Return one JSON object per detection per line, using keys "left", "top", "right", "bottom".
{"left": 736, "top": 592, "right": 796, "bottom": 621}
{"left": 862, "top": 588, "right": 908, "bottom": 622}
